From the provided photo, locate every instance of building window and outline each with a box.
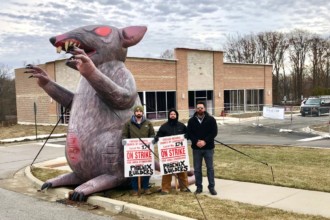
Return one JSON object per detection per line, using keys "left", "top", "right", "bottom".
{"left": 246, "top": 89, "right": 264, "bottom": 111}
{"left": 138, "top": 91, "right": 176, "bottom": 119}
{"left": 58, "top": 105, "right": 70, "bottom": 124}
{"left": 224, "top": 89, "right": 264, "bottom": 113}
{"left": 224, "top": 90, "right": 244, "bottom": 112}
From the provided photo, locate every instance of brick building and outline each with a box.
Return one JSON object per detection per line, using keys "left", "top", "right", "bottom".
{"left": 15, "top": 48, "right": 272, "bottom": 124}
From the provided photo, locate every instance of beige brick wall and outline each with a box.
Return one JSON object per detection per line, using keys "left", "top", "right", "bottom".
{"left": 126, "top": 58, "right": 176, "bottom": 91}
{"left": 175, "top": 49, "right": 189, "bottom": 119}
{"left": 15, "top": 49, "right": 273, "bottom": 123}
{"left": 264, "top": 65, "right": 273, "bottom": 105}
{"left": 213, "top": 52, "right": 225, "bottom": 116}
{"left": 15, "top": 63, "right": 57, "bottom": 124}
{"left": 223, "top": 63, "right": 273, "bottom": 105}
{"left": 224, "top": 63, "right": 266, "bottom": 89}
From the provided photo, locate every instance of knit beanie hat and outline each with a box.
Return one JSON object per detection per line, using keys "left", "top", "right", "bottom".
{"left": 133, "top": 105, "right": 144, "bottom": 112}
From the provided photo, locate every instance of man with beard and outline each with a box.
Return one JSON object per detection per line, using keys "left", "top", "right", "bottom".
{"left": 122, "top": 105, "right": 155, "bottom": 196}
{"left": 154, "top": 108, "right": 188, "bottom": 194}
{"left": 187, "top": 101, "right": 218, "bottom": 195}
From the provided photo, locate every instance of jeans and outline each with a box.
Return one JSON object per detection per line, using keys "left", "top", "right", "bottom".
{"left": 131, "top": 176, "right": 150, "bottom": 191}
{"left": 193, "top": 149, "right": 215, "bottom": 189}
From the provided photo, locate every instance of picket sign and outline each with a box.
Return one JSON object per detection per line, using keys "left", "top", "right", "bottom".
{"left": 123, "top": 138, "right": 155, "bottom": 178}
{"left": 157, "top": 134, "right": 190, "bottom": 175}
{"left": 123, "top": 135, "right": 190, "bottom": 178}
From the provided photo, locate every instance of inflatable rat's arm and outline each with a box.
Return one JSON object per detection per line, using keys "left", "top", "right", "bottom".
{"left": 68, "top": 48, "right": 137, "bottom": 109}
{"left": 43, "top": 81, "right": 74, "bottom": 108}
{"left": 86, "top": 67, "right": 137, "bottom": 109}
{"left": 25, "top": 64, "right": 74, "bottom": 108}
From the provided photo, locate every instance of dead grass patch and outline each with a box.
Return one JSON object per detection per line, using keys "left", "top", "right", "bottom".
{"left": 214, "top": 145, "right": 330, "bottom": 192}
{"left": 31, "top": 167, "right": 69, "bottom": 182}
{"left": 0, "top": 124, "right": 68, "bottom": 140}
{"left": 310, "top": 124, "right": 329, "bottom": 133}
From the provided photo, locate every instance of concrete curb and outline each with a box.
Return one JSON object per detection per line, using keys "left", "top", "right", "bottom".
{"left": 24, "top": 166, "right": 195, "bottom": 220}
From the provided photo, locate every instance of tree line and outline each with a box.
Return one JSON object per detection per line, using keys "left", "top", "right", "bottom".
{"left": 223, "top": 29, "right": 330, "bottom": 104}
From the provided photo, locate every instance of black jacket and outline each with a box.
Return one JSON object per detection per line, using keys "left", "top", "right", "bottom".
{"left": 187, "top": 111, "right": 218, "bottom": 150}
{"left": 156, "top": 109, "right": 187, "bottom": 138}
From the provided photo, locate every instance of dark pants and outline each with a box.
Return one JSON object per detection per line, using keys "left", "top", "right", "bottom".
{"left": 193, "top": 149, "right": 215, "bottom": 190}
{"left": 131, "top": 176, "right": 150, "bottom": 191}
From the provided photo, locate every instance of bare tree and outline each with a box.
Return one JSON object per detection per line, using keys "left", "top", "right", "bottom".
{"left": 223, "top": 34, "right": 245, "bottom": 63}
{"left": 241, "top": 34, "right": 258, "bottom": 63}
{"left": 308, "top": 35, "right": 325, "bottom": 91}
{"left": 324, "top": 39, "right": 330, "bottom": 90}
{"left": 308, "top": 37, "right": 330, "bottom": 95}
{"left": 288, "top": 29, "right": 311, "bottom": 101}
{"left": 160, "top": 49, "right": 174, "bottom": 59}
{"left": 258, "top": 32, "right": 289, "bottom": 104}
{"left": 223, "top": 33, "right": 259, "bottom": 63}
{"left": 255, "top": 33, "right": 268, "bottom": 63}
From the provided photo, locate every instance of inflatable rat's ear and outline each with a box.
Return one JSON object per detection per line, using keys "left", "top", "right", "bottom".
{"left": 121, "top": 26, "right": 147, "bottom": 48}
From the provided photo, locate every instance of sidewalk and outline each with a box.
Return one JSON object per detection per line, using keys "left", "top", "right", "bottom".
{"left": 200, "top": 179, "right": 330, "bottom": 218}
{"left": 26, "top": 157, "right": 330, "bottom": 219}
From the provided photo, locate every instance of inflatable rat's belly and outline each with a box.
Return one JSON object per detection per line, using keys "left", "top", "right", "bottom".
{"left": 64, "top": 97, "right": 130, "bottom": 180}
{"left": 65, "top": 125, "right": 126, "bottom": 180}
{"left": 66, "top": 131, "right": 81, "bottom": 167}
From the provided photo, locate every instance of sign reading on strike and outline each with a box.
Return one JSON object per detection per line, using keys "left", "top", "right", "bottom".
{"left": 123, "top": 138, "right": 154, "bottom": 177}
{"left": 157, "top": 134, "right": 190, "bottom": 175}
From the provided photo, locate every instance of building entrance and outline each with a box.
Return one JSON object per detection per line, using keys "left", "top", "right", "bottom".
{"left": 188, "top": 90, "right": 214, "bottom": 116}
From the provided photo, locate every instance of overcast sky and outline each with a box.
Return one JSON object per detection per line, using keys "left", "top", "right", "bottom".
{"left": 1, "top": 0, "right": 330, "bottom": 72}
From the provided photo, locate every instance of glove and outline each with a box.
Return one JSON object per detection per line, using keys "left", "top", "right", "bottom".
{"left": 122, "top": 140, "right": 127, "bottom": 146}
{"left": 152, "top": 136, "right": 159, "bottom": 144}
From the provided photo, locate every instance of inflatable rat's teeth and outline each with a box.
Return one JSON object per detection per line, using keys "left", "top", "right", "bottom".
{"left": 56, "top": 46, "right": 62, "bottom": 53}
{"left": 62, "top": 41, "right": 77, "bottom": 52}
{"left": 65, "top": 41, "right": 69, "bottom": 51}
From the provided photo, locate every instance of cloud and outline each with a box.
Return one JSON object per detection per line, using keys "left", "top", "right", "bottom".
{"left": 1, "top": 0, "right": 330, "bottom": 70}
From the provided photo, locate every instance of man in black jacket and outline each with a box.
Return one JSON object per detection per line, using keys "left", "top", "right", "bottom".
{"left": 155, "top": 109, "right": 188, "bottom": 194}
{"left": 187, "top": 101, "right": 218, "bottom": 195}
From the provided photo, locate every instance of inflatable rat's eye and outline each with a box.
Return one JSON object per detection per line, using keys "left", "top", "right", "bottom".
{"left": 94, "top": 27, "right": 112, "bottom": 37}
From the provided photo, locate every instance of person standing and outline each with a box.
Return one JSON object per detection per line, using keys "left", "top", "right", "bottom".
{"left": 155, "top": 108, "right": 189, "bottom": 194}
{"left": 122, "top": 105, "right": 155, "bottom": 196}
{"left": 187, "top": 101, "right": 218, "bottom": 195}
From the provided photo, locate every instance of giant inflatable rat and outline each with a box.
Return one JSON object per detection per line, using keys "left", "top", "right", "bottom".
{"left": 25, "top": 25, "right": 147, "bottom": 201}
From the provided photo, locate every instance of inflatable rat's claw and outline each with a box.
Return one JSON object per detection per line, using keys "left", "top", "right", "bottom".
{"left": 71, "top": 192, "right": 86, "bottom": 202}
{"left": 41, "top": 182, "right": 53, "bottom": 190}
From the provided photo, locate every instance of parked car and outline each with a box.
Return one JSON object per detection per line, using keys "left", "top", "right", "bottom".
{"left": 300, "top": 96, "right": 330, "bottom": 116}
